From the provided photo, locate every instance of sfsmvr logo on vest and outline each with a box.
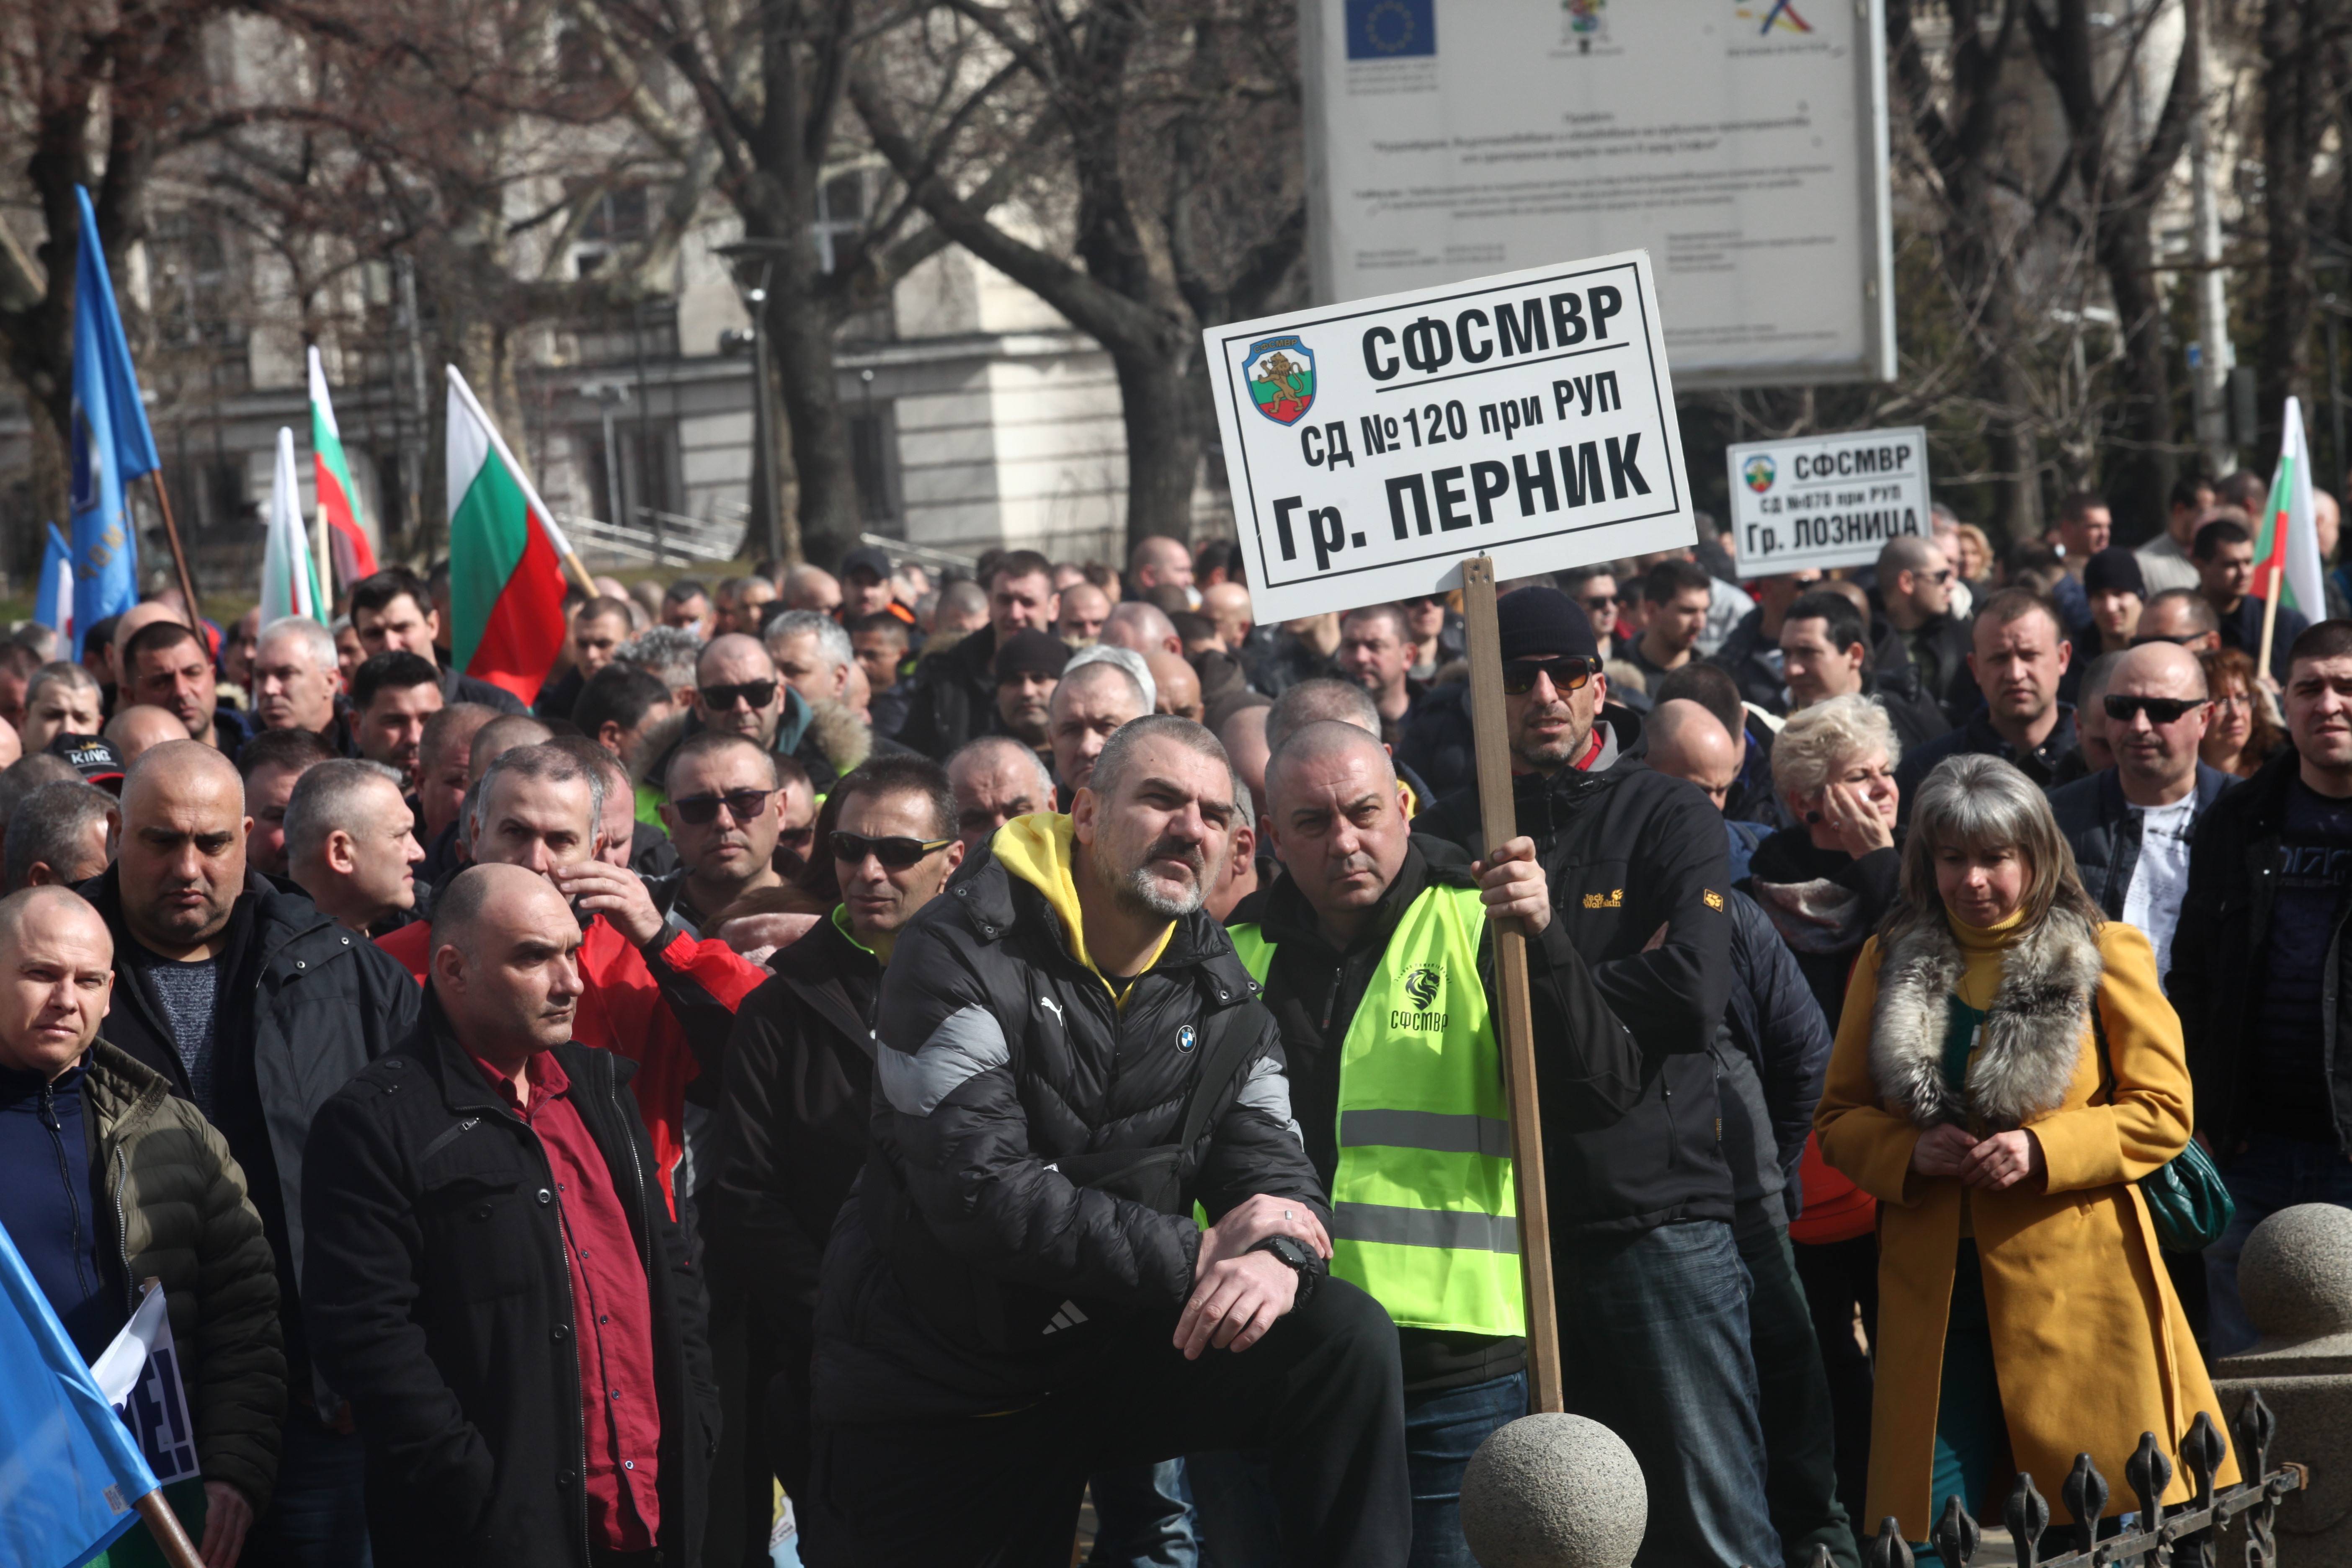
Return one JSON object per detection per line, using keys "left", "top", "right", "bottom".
{"left": 1393, "top": 965, "right": 1449, "bottom": 1032}
{"left": 1177, "top": 1024, "right": 1198, "bottom": 1053}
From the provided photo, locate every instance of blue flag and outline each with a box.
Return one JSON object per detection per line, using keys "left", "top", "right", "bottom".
{"left": 0, "top": 1221, "right": 160, "bottom": 1568}
{"left": 68, "top": 184, "right": 154, "bottom": 663}
{"left": 35, "top": 522, "right": 74, "bottom": 645}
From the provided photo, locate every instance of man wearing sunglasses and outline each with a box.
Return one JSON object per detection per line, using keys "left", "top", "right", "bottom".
{"left": 2050, "top": 643, "right": 2227, "bottom": 981}
{"left": 653, "top": 733, "right": 785, "bottom": 936}
{"left": 709, "top": 756, "right": 966, "bottom": 1534}
{"left": 1398, "top": 592, "right": 1465, "bottom": 683}
{"left": 2130, "top": 587, "right": 2223, "bottom": 654}
{"left": 1873, "top": 536, "right": 1971, "bottom": 714}
{"left": 1413, "top": 589, "right": 1768, "bottom": 1566}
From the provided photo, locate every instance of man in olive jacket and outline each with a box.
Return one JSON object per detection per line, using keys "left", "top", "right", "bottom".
{"left": 0, "top": 887, "right": 285, "bottom": 1564}
{"left": 302, "top": 865, "right": 720, "bottom": 1568}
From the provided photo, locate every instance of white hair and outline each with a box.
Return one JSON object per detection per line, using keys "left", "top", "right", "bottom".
{"left": 258, "top": 615, "right": 337, "bottom": 673}
{"left": 766, "top": 609, "right": 852, "bottom": 676}
{"left": 1770, "top": 694, "right": 1899, "bottom": 799}
{"left": 1061, "top": 644, "right": 1155, "bottom": 712}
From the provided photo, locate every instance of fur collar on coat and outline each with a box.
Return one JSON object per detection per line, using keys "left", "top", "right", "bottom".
{"left": 1870, "top": 908, "right": 2104, "bottom": 1131}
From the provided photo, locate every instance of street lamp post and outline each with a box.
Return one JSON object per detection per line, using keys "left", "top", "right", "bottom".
{"left": 716, "top": 240, "right": 795, "bottom": 565}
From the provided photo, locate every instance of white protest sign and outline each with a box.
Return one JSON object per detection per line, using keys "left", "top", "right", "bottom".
{"left": 1724, "top": 425, "right": 1932, "bottom": 573}
{"left": 1207, "top": 250, "right": 1694, "bottom": 624}
{"left": 91, "top": 1281, "right": 201, "bottom": 1487}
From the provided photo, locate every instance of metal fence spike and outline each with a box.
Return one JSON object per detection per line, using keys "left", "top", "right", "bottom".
{"left": 1931, "top": 1493, "right": 1981, "bottom": 1566}
{"left": 2063, "top": 1451, "right": 2110, "bottom": 1555}
{"left": 1865, "top": 1515, "right": 1916, "bottom": 1568}
{"left": 2006, "top": 1473, "right": 2050, "bottom": 1568}
{"left": 2234, "top": 1388, "right": 2277, "bottom": 1486}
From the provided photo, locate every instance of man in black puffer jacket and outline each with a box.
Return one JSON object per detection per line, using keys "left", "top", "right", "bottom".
{"left": 808, "top": 716, "right": 1408, "bottom": 1568}
{"left": 1413, "top": 590, "right": 1777, "bottom": 1568}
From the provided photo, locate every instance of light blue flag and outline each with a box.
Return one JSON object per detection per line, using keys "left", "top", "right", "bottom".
{"left": 35, "top": 522, "right": 74, "bottom": 645}
{"left": 0, "top": 1220, "right": 160, "bottom": 1568}
{"left": 68, "top": 184, "right": 155, "bottom": 663}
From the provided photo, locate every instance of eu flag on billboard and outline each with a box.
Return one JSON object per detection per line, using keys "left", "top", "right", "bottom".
{"left": 0, "top": 1220, "right": 161, "bottom": 1568}
{"left": 68, "top": 184, "right": 155, "bottom": 662}
{"left": 1346, "top": 0, "right": 1436, "bottom": 58}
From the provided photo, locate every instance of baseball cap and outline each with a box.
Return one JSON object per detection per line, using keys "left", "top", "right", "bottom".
{"left": 49, "top": 733, "right": 126, "bottom": 792}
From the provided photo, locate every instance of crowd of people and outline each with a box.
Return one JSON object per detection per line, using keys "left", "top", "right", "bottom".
{"left": 0, "top": 479, "right": 2341, "bottom": 1567}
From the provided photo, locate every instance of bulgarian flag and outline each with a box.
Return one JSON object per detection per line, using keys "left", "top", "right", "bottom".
{"left": 2254, "top": 395, "right": 2327, "bottom": 671}
{"left": 307, "top": 346, "right": 379, "bottom": 588}
{"left": 446, "top": 365, "right": 576, "bottom": 704}
{"left": 260, "top": 427, "right": 324, "bottom": 622}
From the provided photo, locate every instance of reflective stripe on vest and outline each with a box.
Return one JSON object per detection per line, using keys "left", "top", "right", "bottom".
{"left": 1225, "top": 890, "right": 1523, "bottom": 1336}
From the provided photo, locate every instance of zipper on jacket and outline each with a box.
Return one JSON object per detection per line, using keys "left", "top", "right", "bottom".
{"left": 115, "top": 1146, "right": 135, "bottom": 1317}
{"left": 39, "top": 1081, "right": 97, "bottom": 1306}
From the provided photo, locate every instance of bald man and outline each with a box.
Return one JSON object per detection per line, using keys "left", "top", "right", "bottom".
{"left": 0, "top": 887, "right": 284, "bottom": 1567}
{"left": 946, "top": 735, "right": 1057, "bottom": 851}
{"left": 1219, "top": 703, "right": 1272, "bottom": 808}
{"left": 1645, "top": 699, "right": 1771, "bottom": 883}
{"left": 83, "top": 741, "right": 423, "bottom": 1558}
{"left": 1215, "top": 721, "right": 1636, "bottom": 1563}
{"left": 1056, "top": 580, "right": 1112, "bottom": 645}
{"left": 304, "top": 864, "right": 720, "bottom": 1568}
{"left": 1147, "top": 650, "right": 1203, "bottom": 722}
{"left": 2049, "top": 641, "right": 2230, "bottom": 976}
{"left": 106, "top": 701, "right": 192, "bottom": 763}
{"left": 1201, "top": 582, "right": 1253, "bottom": 652}
{"left": 1101, "top": 601, "right": 1182, "bottom": 658}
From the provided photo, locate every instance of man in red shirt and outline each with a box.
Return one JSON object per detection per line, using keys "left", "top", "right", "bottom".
{"left": 376, "top": 742, "right": 764, "bottom": 1213}
{"left": 304, "top": 863, "right": 720, "bottom": 1568}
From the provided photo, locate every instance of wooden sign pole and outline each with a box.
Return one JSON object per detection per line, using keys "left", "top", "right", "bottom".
{"left": 1457, "top": 554, "right": 1563, "bottom": 1415}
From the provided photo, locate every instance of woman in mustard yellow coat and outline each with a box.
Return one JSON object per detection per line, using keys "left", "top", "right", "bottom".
{"left": 1815, "top": 754, "right": 2234, "bottom": 1556}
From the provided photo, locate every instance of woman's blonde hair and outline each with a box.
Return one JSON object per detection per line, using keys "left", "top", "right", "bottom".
{"left": 1884, "top": 753, "right": 2100, "bottom": 942}
{"left": 1770, "top": 694, "right": 1898, "bottom": 799}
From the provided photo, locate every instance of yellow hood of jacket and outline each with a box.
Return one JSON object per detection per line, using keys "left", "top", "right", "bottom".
{"left": 991, "top": 812, "right": 1173, "bottom": 1004}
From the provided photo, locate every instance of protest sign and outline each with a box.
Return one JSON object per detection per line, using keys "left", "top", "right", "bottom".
{"left": 1724, "top": 425, "right": 1932, "bottom": 573}
{"left": 92, "top": 1281, "right": 201, "bottom": 1488}
{"left": 1205, "top": 249, "right": 1694, "bottom": 625}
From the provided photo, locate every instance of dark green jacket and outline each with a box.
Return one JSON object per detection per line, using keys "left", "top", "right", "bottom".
{"left": 85, "top": 1040, "right": 288, "bottom": 1509}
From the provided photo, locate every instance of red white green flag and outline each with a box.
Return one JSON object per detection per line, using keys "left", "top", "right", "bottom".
{"left": 307, "top": 346, "right": 379, "bottom": 589}
{"left": 2254, "top": 395, "right": 2326, "bottom": 620}
{"left": 445, "top": 366, "right": 572, "bottom": 704}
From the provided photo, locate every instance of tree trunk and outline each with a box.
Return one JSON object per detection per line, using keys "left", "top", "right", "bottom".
{"left": 766, "top": 280, "right": 859, "bottom": 567}
{"left": 2259, "top": 0, "right": 2321, "bottom": 462}
{"left": 2099, "top": 221, "right": 2179, "bottom": 534}
{"left": 1113, "top": 344, "right": 1205, "bottom": 555}
{"left": 755, "top": 317, "right": 805, "bottom": 567}
{"left": 1983, "top": 275, "right": 2044, "bottom": 542}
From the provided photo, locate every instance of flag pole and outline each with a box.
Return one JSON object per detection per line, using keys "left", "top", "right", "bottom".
{"left": 132, "top": 1487, "right": 205, "bottom": 1568}
{"left": 148, "top": 472, "right": 204, "bottom": 629}
{"left": 443, "top": 366, "right": 600, "bottom": 599}
{"left": 2259, "top": 543, "right": 2285, "bottom": 680}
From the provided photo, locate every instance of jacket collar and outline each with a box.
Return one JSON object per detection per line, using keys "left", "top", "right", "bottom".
{"left": 1870, "top": 908, "right": 2103, "bottom": 1130}
{"left": 2093, "top": 762, "right": 2235, "bottom": 820}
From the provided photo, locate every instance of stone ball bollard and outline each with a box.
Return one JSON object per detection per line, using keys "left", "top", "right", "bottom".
{"left": 2239, "top": 1202, "right": 2352, "bottom": 1341}
{"left": 1459, "top": 1413, "right": 1647, "bottom": 1568}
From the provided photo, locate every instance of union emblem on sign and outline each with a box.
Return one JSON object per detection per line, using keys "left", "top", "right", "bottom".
{"left": 1244, "top": 336, "right": 1316, "bottom": 426}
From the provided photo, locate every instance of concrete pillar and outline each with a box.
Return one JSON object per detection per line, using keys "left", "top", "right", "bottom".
{"left": 2210, "top": 1202, "right": 2352, "bottom": 1551}
{"left": 1458, "top": 1413, "right": 1647, "bottom": 1567}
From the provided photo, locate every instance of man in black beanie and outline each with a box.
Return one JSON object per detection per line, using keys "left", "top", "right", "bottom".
{"left": 2080, "top": 546, "right": 2149, "bottom": 661}
{"left": 990, "top": 628, "right": 1071, "bottom": 774}
{"left": 1415, "top": 588, "right": 1779, "bottom": 1568}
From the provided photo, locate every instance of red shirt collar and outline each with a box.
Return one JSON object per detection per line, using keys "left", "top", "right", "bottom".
{"left": 470, "top": 1047, "right": 570, "bottom": 1110}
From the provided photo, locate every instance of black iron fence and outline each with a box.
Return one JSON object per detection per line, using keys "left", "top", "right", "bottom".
{"left": 1812, "top": 1390, "right": 2305, "bottom": 1568}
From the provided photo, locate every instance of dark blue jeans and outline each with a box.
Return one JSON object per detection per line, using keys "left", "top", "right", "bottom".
{"left": 1088, "top": 1460, "right": 1199, "bottom": 1568}
{"left": 2206, "top": 1131, "right": 2352, "bottom": 1356}
{"left": 241, "top": 1412, "right": 372, "bottom": 1568}
{"left": 1555, "top": 1220, "right": 1779, "bottom": 1568}
{"left": 1188, "top": 1372, "right": 1525, "bottom": 1568}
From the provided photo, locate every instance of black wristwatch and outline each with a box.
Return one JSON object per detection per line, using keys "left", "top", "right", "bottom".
{"left": 1248, "top": 1234, "right": 1322, "bottom": 1306}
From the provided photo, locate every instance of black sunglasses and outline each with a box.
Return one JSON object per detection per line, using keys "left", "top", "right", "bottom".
{"left": 1501, "top": 656, "right": 1602, "bottom": 697}
{"left": 1576, "top": 594, "right": 1619, "bottom": 614}
{"left": 671, "top": 787, "right": 778, "bottom": 825}
{"left": 2104, "top": 694, "right": 2208, "bottom": 725}
{"left": 830, "top": 830, "right": 954, "bottom": 869}
{"left": 699, "top": 679, "right": 779, "bottom": 711}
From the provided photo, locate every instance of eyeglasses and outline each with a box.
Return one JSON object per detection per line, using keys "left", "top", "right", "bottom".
{"left": 1577, "top": 595, "right": 1618, "bottom": 614}
{"left": 2103, "top": 694, "right": 2208, "bottom": 725}
{"left": 671, "top": 787, "right": 778, "bottom": 825}
{"left": 1921, "top": 568, "right": 1956, "bottom": 586}
{"left": 699, "top": 680, "right": 779, "bottom": 711}
{"left": 1501, "top": 656, "right": 1601, "bottom": 696}
{"left": 830, "top": 830, "right": 954, "bottom": 868}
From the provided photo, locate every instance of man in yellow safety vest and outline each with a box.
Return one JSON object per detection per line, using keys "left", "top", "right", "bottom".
{"left": 1196, "top": 719, "right": 1646, "bottom": 1567}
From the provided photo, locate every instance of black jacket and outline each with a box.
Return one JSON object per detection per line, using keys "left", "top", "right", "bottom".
{"left": 1414, "top": 760, "right": 1736, "bottom": 1234}
{"left": 1893, "top": 704, "right": 2079, "bottom": 818}
{"left": 1709, "top": 607, "right": 1791, "bottom": 716}
{"left": 81, "top": 866, "right": 421, "bottom": 1398}
{"left": 1722, "top": 889, "right": 1834, "bottom": 1211}
{"left": 710, "top": 913, "right": 881, "bottom": 1318}
{"left": 1867, "top": 665, "right": 1956, "bottom": 756}
{"left": 301, "top": 997, "right": 720, "bottom": 1568}
{"left": 1232, "top": 843, "right": 1643, "bottom": 1388}
{"left": 2048, "top": 764, "right": 2235, "bottom": 921}
{"left": 1248, "top": 632, "right": 1338, "bottom": 698}
{"left": 1738, "top": 828, "right": 1902, "bottom": 1037}
{"left": 2168, "top": 747, "right": 2351, "bottom": 1152}
{"left": 893, "top": 625, "right": 1000, "bottom": 760}
{"left": 1873, "top": 605, "right": 1974, "bottom": 718}
{"left": 810, "top": 839, "right": 1330, "bottom": 1422}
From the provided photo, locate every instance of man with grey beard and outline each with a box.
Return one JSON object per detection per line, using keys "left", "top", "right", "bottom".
{"left": 804, "top": 715, "right": 1410, "bottom": 1567}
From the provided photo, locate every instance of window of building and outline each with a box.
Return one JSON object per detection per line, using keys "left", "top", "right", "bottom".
{"left": 847, "top": 404, "right": 898, "bottom": 526}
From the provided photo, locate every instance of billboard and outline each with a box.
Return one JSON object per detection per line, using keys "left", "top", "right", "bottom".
{"left": 1301, "top": 0, "right": 1896, "bottom": 387}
